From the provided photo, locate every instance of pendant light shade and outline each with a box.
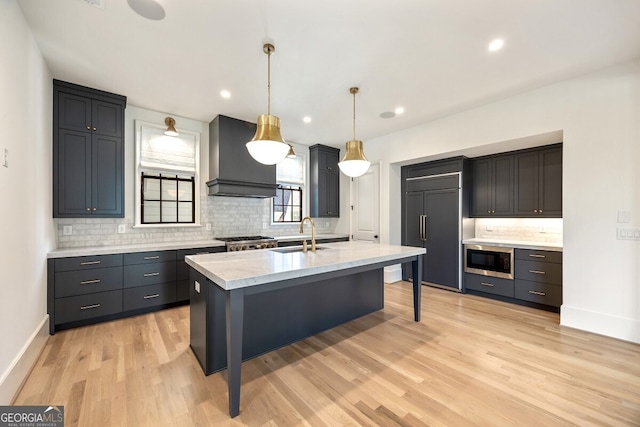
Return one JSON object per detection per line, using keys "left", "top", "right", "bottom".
{"left": 246, "top": 43, "right": 290, "bottom": 165}
{"left": 338, "top": 87, "right": 370, "bottom": 177}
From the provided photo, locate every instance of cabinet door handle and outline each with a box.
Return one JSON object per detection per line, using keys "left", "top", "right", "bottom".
{"left": 480, "top": 282, "right": 495, "bottom": 287}
{"left": 528, "top": 290, "right": 546, "bottom": 296}
{"left": 143, "top": 272, "right": 160, "bottom": 277}
{"left": 529, "top": 270, "right": 546, "bottom": 275}
{"left": 80, "top": 279, "right": 101, "bottom": 285}
{"left": 86, "top": 126, "right": 91, "bottom": 130}
{"left": 528, "top": 254, "right": 546, "bottom": 258}
{"left": 143, "top": 256, "right": 160, "bottom": 260}
{"left": 86, "top": 207, "right": 91, "bottom": 211}
{"left": 423, "top": 215, "right": 428, "bottom": 242}
{"left": 92, "top": 127, "right": 97, "bottom": 131}
{"left": 80, "top": 261, "right": 101, "bottom": 266}
{"left": 92, "top": 207, "right": 97, "bottom": 211}
{"left": 144, "top": 294, "right": 160, "bottom": 299}
{"left": 80, "top": 303, "right": 101, "bottom": 310}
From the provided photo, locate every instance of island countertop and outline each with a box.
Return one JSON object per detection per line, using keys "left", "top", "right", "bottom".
{"left": 185, "top": 241, "right": 426, "bottom": 290}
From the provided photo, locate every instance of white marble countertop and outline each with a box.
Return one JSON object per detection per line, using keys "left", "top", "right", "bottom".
{"left": 462, "top": 238, "right": 562, "bottom": 252}
{"left": 185, "top": 241, "right": 425, "bottom": 291}
{"left": 47, "top": 234, "right": 350, "bottom": 259}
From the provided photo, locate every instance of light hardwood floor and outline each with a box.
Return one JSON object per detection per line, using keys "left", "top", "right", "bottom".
{"left": 14, "top": 283, "right": 640, "bottom": 426}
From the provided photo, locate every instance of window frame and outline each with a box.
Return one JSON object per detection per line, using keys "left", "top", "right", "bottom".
{"left": 272, "top": 152, "right": 306, "bottom": 224}
{"left": 134, "top": 120, "right": 201, "bottom": 228}
{"left": 140, "top": 173, "right": 196, "bottom": 224}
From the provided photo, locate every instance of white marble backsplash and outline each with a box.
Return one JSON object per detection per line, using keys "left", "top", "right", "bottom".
{"left": 55, "top": 196, "right": 336, "bottom": 248}
{"left": 474, "top": 218, "right": 563, "bottom": 244}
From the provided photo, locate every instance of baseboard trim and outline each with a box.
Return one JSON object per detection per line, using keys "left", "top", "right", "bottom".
{"left": 384, "top": 264, "right": 403, "bottom": 283}
{"left": 561, "top": 305, "right": 640, "bottom": 344}
{"left": 0, "top": 315, "right": 49, "bottom": 404}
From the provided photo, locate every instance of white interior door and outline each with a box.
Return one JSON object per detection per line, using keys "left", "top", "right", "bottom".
{"left": 352, "top": 163, "right": 380, "bottom": 243}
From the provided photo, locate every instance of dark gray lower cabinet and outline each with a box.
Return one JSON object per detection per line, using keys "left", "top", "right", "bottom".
{"left": 48, "top": 245, "right": 224, "bottom": 333}
{"left": 464, "top": 248, "right": 562, "bottom": 311}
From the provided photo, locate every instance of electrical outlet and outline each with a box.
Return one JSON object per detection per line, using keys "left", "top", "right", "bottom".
{"left": 194, "top": 280, "right": 201, "bottom": 294}
{"left": 63, "top": 225, "right": 72, "bottom": 236}
{"left": 117, "top": 224, "right": 126, "bottom": 234}
{"left": 617, "top": 228, "right": 640, "bottom": 240}
{"left": 206, "top": 223, "right": 212, "bottom": 231}
{"left": 262, "top": 222, "right": 268, "bottom": 229}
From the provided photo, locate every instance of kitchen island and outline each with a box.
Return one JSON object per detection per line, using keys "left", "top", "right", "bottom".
{"left": 185, "top": 240, "right": 426, "bottom": 417}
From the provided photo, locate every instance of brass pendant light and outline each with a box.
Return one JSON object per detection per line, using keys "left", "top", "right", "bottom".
{"left": 338, "top": 87, "right": 371, "bottom": 177}
{"left": 246, "top": 43, "right": 290, "bottom": 165}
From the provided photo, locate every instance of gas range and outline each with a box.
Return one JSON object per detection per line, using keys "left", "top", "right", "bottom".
{"left": 216, "top": 236, "right": 278, "bottom": 251}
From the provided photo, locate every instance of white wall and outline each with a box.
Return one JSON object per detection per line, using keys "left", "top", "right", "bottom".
{"left": 367, "top": 59, "right": 640, "bottom": 343}
{"left": 0, "top": 1, "right": 56, "bottom": 403}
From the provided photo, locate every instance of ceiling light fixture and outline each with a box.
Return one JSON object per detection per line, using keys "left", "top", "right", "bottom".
{"left": 395, "top": 106, "right": 405, "bottom": 115}
{"left": 338, "top": 87, "right": 370, "bottom": 178}
{"left": 488, "top": 38, "right": 504, "bottom": 52}
{"left": 246, "top": 43, "right": 290, "bottom": 165}
{"left": 303, "top": 116, "right": 311, "bottom": 124}
{"left": 164, "top": 117, "right": 179, "bottom": 136}
{"left": 220, "top": 90, "right": 231, "bottom": 99}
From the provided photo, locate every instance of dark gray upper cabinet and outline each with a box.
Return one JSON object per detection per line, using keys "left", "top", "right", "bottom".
{"left": 470, "top": 155, "right": 513, "bottom": 217}
{"left": 470, "top": 144, "right": 562, "bottom": 218}
{"left": 53, "top": 80, "right": 126, "bottom": 218}
{"left": 207, "top": 115, "right": 277, "bottom": 198}
{"left": 513, "top": 146, "right": 562, "bottom": 217}
{"left": 309, "top": 144, "right": 340, "bottom": 217}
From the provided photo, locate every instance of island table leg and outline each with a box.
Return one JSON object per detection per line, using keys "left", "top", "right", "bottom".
{"left": 412, "top": 256, "right": 422, "bottom": 322}
{"left": 226, "top": 289, "right": 244, "bottom": 417}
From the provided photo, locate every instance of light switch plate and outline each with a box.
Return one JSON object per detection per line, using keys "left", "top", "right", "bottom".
{"left": 206, "top": 223, "right": 212, "bottom": 231}
{"left": 63, "top": 225, "right": 72, "bottom": 236}
{"left": 117, "top": 224, "right": 126, "bottom": 234}
{"left": 194, "top": 280, "right": 201, "bottom": 294}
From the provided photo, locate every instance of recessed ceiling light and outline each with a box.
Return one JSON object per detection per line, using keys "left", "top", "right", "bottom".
{"left": 488, "top": 38, "right": 504, "bottom": 52}
{"left": 380, "top": 112, "right": 395, "bottom": 119}
{"left": 395, "top": 107, "right": 405, "bottom": 115}
{"left": 220, "top": 90, "right": 231, "bottom": 99}
{"left": 303, "top": 116, "right": 311, "bottom": 123}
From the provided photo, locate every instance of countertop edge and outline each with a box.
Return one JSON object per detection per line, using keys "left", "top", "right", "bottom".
{"left": 462, "top": 238, "right": 563, "bottom": 252}
{"left": 47, "top": 234, "right": 350, "bottom": 258}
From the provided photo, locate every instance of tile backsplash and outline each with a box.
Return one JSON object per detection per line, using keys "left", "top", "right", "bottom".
{"left": 474, "top": 218, "right": 563, "bottom": 244}
{"left": 56, "top": 196, "right": 336, "bottom": 248}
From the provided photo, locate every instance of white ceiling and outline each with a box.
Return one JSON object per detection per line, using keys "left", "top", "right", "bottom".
{"left": 17, "top": 0, "right": 640, "bottom": 147}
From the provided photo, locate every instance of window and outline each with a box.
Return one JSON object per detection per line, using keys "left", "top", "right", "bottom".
{"left": 134, "top": 120, "right": 200, "bottom": 226}
{"left": 141, "top": 173, "right": 195, "bottom": 224}
{"left": 273, "top": 154, "right": 305, "bottom": 223}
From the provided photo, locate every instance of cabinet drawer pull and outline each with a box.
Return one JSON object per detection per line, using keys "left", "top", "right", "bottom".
{"left": 528, "top": 290, "right": 546, "bottom": 296}
{"left": 80, "top": 261, "right": 101, "bottom": 265}
{"left": 144, "top": 294, "right": 160, "bottom": 299}
{"left": 528, "top": 270, "right": 546, "bottom": 275}
{"left": 80, "top": 303, "right": 101, "bottom": 310}
{"left": 80, "top": 279, "right": 101, "bottom": 285}
{"left": 143, "top": 272, "right": 160, "bottom": 277}
{"left": 528, "top": 254, "right": 546, "bottom": 258}
{"left": 143, "top": 256, "right": 160, "bottom": 260}
{"left": 480, "top": 282, "right": 495, "bottom": 287}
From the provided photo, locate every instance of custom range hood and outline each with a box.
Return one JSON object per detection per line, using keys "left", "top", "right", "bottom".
{"left": 207, "top": 115, "right": 278, "bottom": 198}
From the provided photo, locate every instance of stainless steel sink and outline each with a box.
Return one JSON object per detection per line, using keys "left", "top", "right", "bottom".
{"left": 269, "top": 246, "right": 326, "bottom": 254}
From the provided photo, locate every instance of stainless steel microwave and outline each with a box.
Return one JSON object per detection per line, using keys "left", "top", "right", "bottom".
{"left": 464, "top": 244, "right": 514, "bottom": 279}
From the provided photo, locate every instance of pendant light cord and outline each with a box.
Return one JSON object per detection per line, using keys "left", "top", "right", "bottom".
{"left": 267, "top": 48, "right": 271, "bottom": 116}
{"left": 352, "top": 90, "right": 356, "bottom": 140}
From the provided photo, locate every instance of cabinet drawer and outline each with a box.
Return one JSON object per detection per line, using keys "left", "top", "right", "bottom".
{"left": 515, "top": 259, "right": 562, "bottom": 285}
{"left": 176, "top": 247, "right": 223, "bottom": 280}
{"left": 55, "top": 290, "right": 122, "bottom": 324}
{"left": 55, "top": 266, "right": 122, "bottom": 298}
{"left": 123, "top": 283, "right": 176, "bottom": 311}
{"left": 123, "top": 261, "right": 176, "bottom": 288}
{"left": 515, "top": 280, "right": 562, "bottom": 307}
{"left": 515, "top": 249, "right": 562, "bottom": 264}
{"left": 464, "top": 273, "right": 514, "bottom": 297}
{"left": 123, "top": 250, "right": 176, "bottom": 265}
{"left": 54, "top": 254, "right": 122, "bottom": 272}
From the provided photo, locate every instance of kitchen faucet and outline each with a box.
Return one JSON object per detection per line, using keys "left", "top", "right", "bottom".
{"left": 299, "top": 216, "right": 316, "bottom": 252}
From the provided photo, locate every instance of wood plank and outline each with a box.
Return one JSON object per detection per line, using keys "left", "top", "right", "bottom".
{"left": 14, "top": 282, "right": 640, "bottom": 426}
